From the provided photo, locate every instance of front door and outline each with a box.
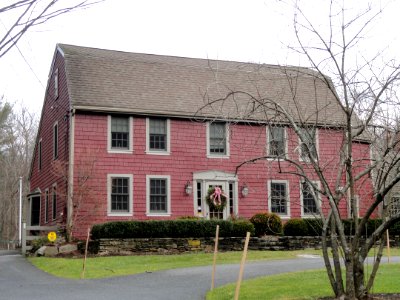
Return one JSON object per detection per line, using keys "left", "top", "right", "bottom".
{"left": 206, "top": 181, "right": 228, "bottom": 219}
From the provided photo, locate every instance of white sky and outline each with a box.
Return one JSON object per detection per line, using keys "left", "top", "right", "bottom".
{"left": 0, "top": 0, "right": 399, "bottom": 115}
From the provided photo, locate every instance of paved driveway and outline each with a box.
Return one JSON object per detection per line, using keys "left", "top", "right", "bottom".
{"left": 1, "top": 252, "right": 398, "bottom": 300}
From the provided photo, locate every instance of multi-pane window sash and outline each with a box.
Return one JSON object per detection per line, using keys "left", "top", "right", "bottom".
{"left": 111, "top": 177, "right": 129, "bottom": 212}
{"left": 150, "top": 179, "right": 167, "bottom": 213}
{"left": 111, "top": 117, "right": 129, "bottom": 149}
{"left": 270, "top": 182, "right": 287, "bottom": 214}
{"left": 149, "top": 118, "right": 167, "bottom": 150}
{"left": 299, "top": 127, "right": 317, "bottom": 161}
{"left": 302, "top": 182, "right": 317, "bottom": 215}
{"left": 390, "top": 196, "right": 400, "bottom": 216}
{"left": 52, "top": 186, "right": 57, "bottom": 220}
{"left": 53, "top": 123, "right": 58, "bottom": 159}
{"left": 269, "top": 126, "right": 285, "bottom": 157}
{"left": 209, "top": 123, "right": 226, "bottom": 154}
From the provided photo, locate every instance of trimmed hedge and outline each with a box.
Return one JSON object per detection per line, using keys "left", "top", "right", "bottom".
{"left": 91, "top": 219, "right": 254, "bottom": 239}
{"left": 282, "top": 218, "right": 400, "bottom": 237}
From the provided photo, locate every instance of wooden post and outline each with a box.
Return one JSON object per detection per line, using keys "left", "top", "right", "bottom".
{"left": 386, "top": 229, "right": 391, "bottom": 263}
{"left": 81, "top": 227, "right": 91, "bottom": 279}
{"left": 211, "top": 225, "right": 220, "bottom": 290}
{"left": 21, "top": 222, "right": 26, "bottom": 255}
{"left": 234, "top": 232, "right": 251, "bottom": 300}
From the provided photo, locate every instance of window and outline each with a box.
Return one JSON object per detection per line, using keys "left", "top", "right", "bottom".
{"left": 268, "top": 181, "right": 289, "bottom": 216}
{"left": 301, "top": 182, "right": 318, "bottom": 216}
{"left": 53, "top": 122, "right": 58, "bottom": 159}
{"left": 268, "top": 126, "right": 285, "bottom": 157}
{"left": 146, "top": 175, "right": 171, "bottom": 216}
{"left": 108, "top": 116, "right": 133, "bottom": 153}
{"left": 107, "top": 174, "right": 133, "bottom": 216}
{"left": 54, "top": 68, "right": 59, "bottom": 99}
{"left": 299, "top": 127, "right": 317, "bottom": 161}
{"left": 390, "top": 196, "right": 400, "bottom": 216}
{"left": 52, "top": 185, "right": 57, "bottom": 220}
{"left": 207, "top": 122, "right": 229, "bottom": 157}
{"left": 146, "top": 118, "right": 170, "bottom": 154}
{"left": 38, "top": 139, "right": 42, "bottom": 170}
{"left": 44, "top": 189, "right": 49, "bottom": 223}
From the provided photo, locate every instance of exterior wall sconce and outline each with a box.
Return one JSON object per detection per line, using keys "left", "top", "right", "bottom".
{"left": 241, "top": 184, "right": 249, "bottom": 197}
{"left": 185, "top": 181, "right": 193, "bottom": 195}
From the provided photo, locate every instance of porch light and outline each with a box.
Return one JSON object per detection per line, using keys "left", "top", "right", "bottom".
{"left": 185, "top": 181, "right": 193, "bottom": 195}
{"left": 241, "top": 184, "right": 249, "bottom": 197}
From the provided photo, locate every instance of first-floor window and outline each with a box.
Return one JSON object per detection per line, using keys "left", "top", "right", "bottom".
{"left": 52, "top": 185, "right": 57, "bottom": 220}
{"left": 108, "top": 174, "right": 133, "bottom": 216}
{"left": 147, "top": 175, "right": 171, "bottom": 215}
{"left": 302, "top": 182, "right": 318, "bottom": 215}
{"left": 390, "top": 195, "right": 400, "bottom": 216}
{"left": 44, "top": 190, "right": 49, "bottom": 223}
{"left": 269, "top": 181, "right": 289, "bottom": 215}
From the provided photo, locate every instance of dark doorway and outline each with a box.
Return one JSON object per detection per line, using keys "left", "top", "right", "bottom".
{"left": 31, "top": 196, "right": 40, "bottom": 226}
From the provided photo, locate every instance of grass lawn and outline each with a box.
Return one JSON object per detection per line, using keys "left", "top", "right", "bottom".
{"left": 28, "top": 248, "right": 398, "bottom": 280}
{"left": 206, "top": 263, "right": 400, "bottom": 300}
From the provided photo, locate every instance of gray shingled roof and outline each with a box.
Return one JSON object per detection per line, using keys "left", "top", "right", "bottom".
{"left": 59, "top": 44, "right": 345, "bottom": 125}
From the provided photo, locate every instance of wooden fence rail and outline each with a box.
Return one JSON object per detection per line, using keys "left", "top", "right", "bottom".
{"left": 21, "top": 222, "right": 58, "bottom": 255}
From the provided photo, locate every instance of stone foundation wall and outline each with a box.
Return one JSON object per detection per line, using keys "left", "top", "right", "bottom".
{"left": 96, "top": 235, "right": 400, "bottom": 255}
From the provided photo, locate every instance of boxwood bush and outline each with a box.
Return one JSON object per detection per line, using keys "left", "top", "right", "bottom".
{"left": 283, "top": 218, "right": 309, "bottom": 236}
{"left": 249, "top": 212, "right": 282, "bottom": 236}
{"left": 91, "top": 219, "right": 254, "bottom": 239}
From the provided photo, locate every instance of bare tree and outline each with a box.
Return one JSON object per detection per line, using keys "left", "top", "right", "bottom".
{"left": 0, "top": 0, "right": 103, "bottom": 58}
{"left": 51, "top": 148, "right": 99, "bottom": 241}
{"left": 199, "top": 2, "right": 400, "bottom": 299}
{"left": 0, "top": 101, "right": 37, "bottom": 248}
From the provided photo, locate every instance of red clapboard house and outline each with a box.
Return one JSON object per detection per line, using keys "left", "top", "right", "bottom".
{"left": 28, "top": 44, "right": 375, "bottom": 239}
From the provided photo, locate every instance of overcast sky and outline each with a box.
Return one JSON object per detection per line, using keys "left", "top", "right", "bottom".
{"left": 0, "top": 0, "right": 399, "bottom": 115}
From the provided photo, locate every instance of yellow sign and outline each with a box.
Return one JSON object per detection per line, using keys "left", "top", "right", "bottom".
{"left": 47, "top": 231, "right": 57, "bottom": 242}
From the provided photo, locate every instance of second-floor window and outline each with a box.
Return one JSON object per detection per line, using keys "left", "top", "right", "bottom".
{"left": 108, "top": 116, "right": 133, "bottom": 153}
{"left": 268, "top": 126, "right": 285, "bottom": 157}
{"left": 299, "top": 127, "right": 317, "bottom": 161}
{"left": 149, "top": 118, "right": 168, "bottom": 151}
{"left": 53, "top": 122, "right": 58, "bottom": 160}
{"left": 390, "top": 196, "right": 400, "bottom": 216}
{"left": 54, "top": 68, "right": 59, "bottom": 99}
{"left": 38, "top": 139, "right": 42, "bottom": 170}
{"left": 208, "top": 122, "right": 229, "bottom": 157}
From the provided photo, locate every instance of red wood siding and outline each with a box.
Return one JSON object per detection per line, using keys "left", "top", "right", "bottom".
{"left": 29, "top": 50, "right": 69, "bottom": 226}
{"left": 71, "top": 114, "right": 376, "bottom": 238}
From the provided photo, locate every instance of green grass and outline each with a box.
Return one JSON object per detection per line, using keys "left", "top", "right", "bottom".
{"left": 28, "top": 247, "right": 399, "bottom": 280}
{"left": 28, "top": 249, "right": 323, "bottom": 279}
{"left": 206, "top": 264, "right": 400, "bottom": 300}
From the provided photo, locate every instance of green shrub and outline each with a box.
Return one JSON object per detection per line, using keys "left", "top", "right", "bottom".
{"left": 283, "top": 219, "right": 308, "bottom": 236}
{"left": 304, "top": 218, "right": 323, "bottom": 236}
{"left": 91, "top": 219, "right": 254, "bottom": 239}
{"left": 250, "top": 212, "right": 282, "bottom": 236}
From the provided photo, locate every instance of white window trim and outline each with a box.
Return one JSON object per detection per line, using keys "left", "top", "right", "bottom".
{"left": 107, "top": 174, "right": 133, "bottom": 216}
{"left": 347, "top": 194, "right": 360, "bottom": 218}
{"left": 268, "top": 180, "right": 290, "bottom": 219}
{"left": 298, "top": 127, "right": 319, "bottom": 162}
{"left": 300, "top": 181, "right": 321, "bottom": 218}
{"left": 390, "top": 195, "right": 400, "bottom": 217}
{"left": 266, "top": 126, "right": 288, "bottom": 160}
{"left": 54, "top": 68, "right": 59, "bottom": 99}
{"left": 53, "top": 121, "right": 58, "bottom": 160}
{"left": 145, "top": 118, "right": 171, "bottom": 155}
{"left": 107, "top": 115, "right": 133, "bottom": 154}
{"left": 52, "top": 183, "right": 57, "bottom": 221}
{"left": 44, "top": 189, "right": 49, "bottom": 223}
{"left": 206, "top": 122, "right": 230, "bottom": 158}
{"left": 146, "top": 175, "right": 171, "bottom": 216}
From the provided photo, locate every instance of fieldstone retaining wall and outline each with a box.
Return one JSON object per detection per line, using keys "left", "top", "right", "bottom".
{"left": 95, "top": 235, "right": 400, "bottom": 255}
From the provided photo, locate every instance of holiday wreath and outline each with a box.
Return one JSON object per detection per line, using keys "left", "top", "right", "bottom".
{"left": 205, "top": 186, "right": 227, "bottom": 211}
